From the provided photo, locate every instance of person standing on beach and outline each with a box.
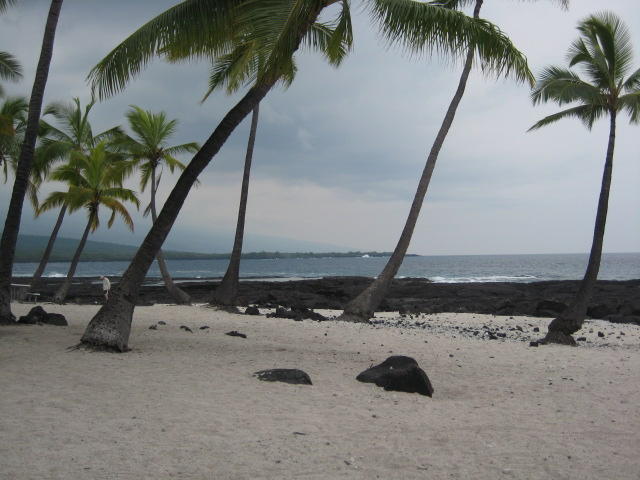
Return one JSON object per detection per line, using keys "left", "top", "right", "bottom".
{"left": 101, "top": 276, "right": 111, "bottom": 302}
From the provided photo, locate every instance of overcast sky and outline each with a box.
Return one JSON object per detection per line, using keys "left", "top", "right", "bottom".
{"left": 1, "top": 0, "right": 638, "bottom": 255}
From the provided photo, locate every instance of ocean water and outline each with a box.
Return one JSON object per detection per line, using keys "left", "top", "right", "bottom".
{"left": 11, "top": 252, "right": 639, "bottom": 283}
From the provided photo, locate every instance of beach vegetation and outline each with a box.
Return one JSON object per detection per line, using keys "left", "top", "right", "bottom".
{"left": 29, "top": 97, "right": 124, "bottom": 291}
{"left": 37, "top": 142, "right": 139, "bottom": 303}
{"left": 78, "top": 0, "right": 536, "bottom": 351}
{"left": 116, "top": 106, "right": 199, "bottom": 304}
{"left": 339, "top": 0, "right": 568, "bottom": 323}
{"left": 0, "top": 0, "right": 64, "bottom": 324}
{"left": 529, "top": 11, "right": 640, "bottom": 345}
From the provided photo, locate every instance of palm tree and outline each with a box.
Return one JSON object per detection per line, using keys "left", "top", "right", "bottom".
{"left": 339, "top": 0, "right": 568, "bottom": 323}
{"left": 29, "top": 97, "right": 123, "bottom": 291}
{"left": 198, "top": 15, "right": 310, "bottom": 309}
{"left": 0, "top": 96, "right": 27, "bottom": 181}
{"left": 38, "top": 143, "right": 139, "bottom": 303}
{"left": 0, "top": 0, "right": 22, "bottom": 96}
{"left": 0, "top": 52, "right": 22, "bottom": 97}
{"left": 209, "top": 104, "right": 260, "bottom": 309}
{"left": 529, "top": 12, "right": 640, "bottom": 345}
{"left": 80, "top": 0, "right": 532, "bottom": 351}
{"left": 0, "top": 0, "right": 64, "bottom": 324}
{"left": 0, "top": 95, "right": 52, "bottom": 213}
{"left": 118, "top": 106, "right": 199, "bottom": 304}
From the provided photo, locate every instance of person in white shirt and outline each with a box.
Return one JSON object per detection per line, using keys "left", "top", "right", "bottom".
{"left": 101, "top": 276, "right": 111, "bottom": 301}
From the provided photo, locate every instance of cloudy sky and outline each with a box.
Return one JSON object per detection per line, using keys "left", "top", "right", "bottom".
{"left": 1, "top": 0, "right": 638, "bottom": 255}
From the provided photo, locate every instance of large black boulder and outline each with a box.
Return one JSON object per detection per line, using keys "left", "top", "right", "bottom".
{"left": 17, "top": 306, "right": 67, "bottom": 326}
{"left": 254, "top": 368, "right": 312, "bottom": 385}
{"left": 42, "top": 313, "right": 68, "bottom": 326}
{"left": 356, "top": 356, "right": 434, "bottom": 397}
{"left": 17, "top": 305, "right": 47, "bottom": 324}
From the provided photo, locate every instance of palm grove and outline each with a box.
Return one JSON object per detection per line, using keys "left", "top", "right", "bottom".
{"left": 0, "top": 1, "right": 637, "bottom": 351}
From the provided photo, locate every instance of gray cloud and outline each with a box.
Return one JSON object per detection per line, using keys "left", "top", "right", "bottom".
{"left": 1, "top": 0, "right": 638, "bottom": 254}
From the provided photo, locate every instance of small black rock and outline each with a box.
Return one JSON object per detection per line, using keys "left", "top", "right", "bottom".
{"left": 254, "top": 368, "right": 312, "bottom": 385}
{"left": 199, "top": 326, "right": 210, "bottom": 330}
{"left": 149, "top": 324, "right": 157, "bottom": 330}
{"left": 180, "top": 325, "right": 193, "bottom": 333}
{"left": 158, "top": 321, "right": 167, "bottom": 325}
{"left": 245, "top": 306, "right": 261, "bottom": 315}
{"left": 576, "top": 336, "right": 586, "bottom": 342}
{"left": 597, "top": 331, "right": 605, "bottom": 338}
{"left": 533, "top": 327, "right": 540, "bottom": 332}
{"left": 226, "top": 330, "right": 247, "bottom": 339}
{"left": 529, "top": 341, "right": 539, "bottom": 347}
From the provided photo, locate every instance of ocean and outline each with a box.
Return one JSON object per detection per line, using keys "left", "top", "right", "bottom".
{"left": 11, "top": 252, "right": 640, "bottom": 283}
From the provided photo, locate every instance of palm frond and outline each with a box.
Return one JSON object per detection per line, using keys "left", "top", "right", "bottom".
{"left": 0, "top": 51, "right": 22, "bottom": 81}
{"left": 528, "top": 104, "right": 605, "bottom": 131}
{"left": 623, "top": 67, "right": 640, "bottom": 92}
{"left": 0, "top": 0, "right": 18, "bottom": 14}
{"left": 618, "top": 92, "right": 640, "bottom": 124}
{"left": 531, "top": 66, "right": 603, "bottom": 106}
{"left": 88, "top": 0, "right": 244, "bottom": 99}
{"left": 367, "top": 0, "right": 533, "bottom": 85}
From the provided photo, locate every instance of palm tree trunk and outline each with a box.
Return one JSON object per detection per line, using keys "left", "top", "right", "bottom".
{"left": 339, "top": 0, "right": 483, "bottom": 323}
{"left": 80, "top": 3, "right": 327, "bottom": 351}
{"left": 0, "top": 0, "right": 63, "bottom": 324}
{"left": 30, "top": 203, "right": 67, "bottom": 291}
{"left": 211, "top": 104, "right": 260, "bottom": 308}
{"left": 543, "top": 111, "right": 617, "bottom": 345}
{"left": 80, "top": 83, "right": 275, "bottom": 351}
{"left": 53, "top": 215, "right": 92, "bottom": 303}
{"left": 150, "top": 166, "right": 191, "bottom": 305}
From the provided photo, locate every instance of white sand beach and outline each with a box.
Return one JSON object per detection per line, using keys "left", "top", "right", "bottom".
{"left": 1, "top": 303, "right": 639, "bottom": 479}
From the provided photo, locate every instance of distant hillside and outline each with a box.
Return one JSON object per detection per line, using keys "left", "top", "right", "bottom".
{"left": 14, "top": 235, "right": 415, "bottom": 262}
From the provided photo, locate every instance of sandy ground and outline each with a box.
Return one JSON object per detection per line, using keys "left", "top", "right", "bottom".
{"left": 1, "top": 303, "right": 640, "bottom": 480}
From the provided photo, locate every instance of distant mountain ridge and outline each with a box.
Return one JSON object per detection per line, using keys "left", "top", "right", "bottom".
{"left": 14, "top": 235, "right": 413, "bottom": 262}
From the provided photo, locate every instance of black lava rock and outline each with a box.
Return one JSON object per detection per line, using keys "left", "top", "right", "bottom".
{"left": 17, "top": 306, "right": 67, "bottom": 326}
{"left": 529, "top": 341, "right": 539, "bottom": 347}
{"left": 225, "top": 330, "right": 247, "bottom": 339}
{"left": 254, "top": 368, "right": 312, "bottom": 385}
{"left": 597, "top": 331, "right": 605, "bottom": 338}
{"left": 535, "top": 300, "right": 568, "bottom": 317}
{"left": 356, "top": 356, "right": 434, "bottom": 397}
{"left": 245, "top": 306, "right": 261, "bottom": 315}
{"left": 180, "top": 325, "right": 193, "bottom": 333}
{"left": 17, "top": 306, "right": 47, "bottom": 324}
{"left": 42, "top": 313, "right": 67, "bottom": 326}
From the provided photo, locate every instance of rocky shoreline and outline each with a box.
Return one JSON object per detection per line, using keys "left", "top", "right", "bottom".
{"left": 16, "top": 276, "right": 640, "bottom": 325}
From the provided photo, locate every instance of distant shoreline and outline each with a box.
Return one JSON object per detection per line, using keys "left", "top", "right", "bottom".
{"left": 14, "top": 251, "right": 415, "bottom": 263}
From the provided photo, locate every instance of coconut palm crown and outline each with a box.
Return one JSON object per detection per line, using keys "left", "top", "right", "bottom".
{"left": 529, "top": 11, "right": 640, "bottom": 344}
{"left": 115, "top": 105, "right": 199, "bottom": 304}
{"left": 38, "top": 142, "right": 139, "bottom": 303}
{"left": 530, "top": 12, "right": 640, "bottom": 131}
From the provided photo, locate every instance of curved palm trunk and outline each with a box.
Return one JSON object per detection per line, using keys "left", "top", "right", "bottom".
{"left": 80, "top": 83, "right": 275, "bottom": 351}
{"left": 53, "top": 215, "right": 92, "bottom": 303}
{"left": 339, "top": 0, "right": 483, "bottom": 323}
{"left": 80, "top": 4, "right": 326, "bottom": 352}
{"left": 543, "top": 111, "right": 617, "bottom": 345}
{"left": 0, "top": 0, "right": 63, "bottom": 324}
{"left": 211, "top": 104, "right": 260, "bottom": 308}
{"left": 30, "top": 204, "right": 67, "bottom": 290}
{"left": 150, "top": 167, "right": 191, "bottom": 305}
